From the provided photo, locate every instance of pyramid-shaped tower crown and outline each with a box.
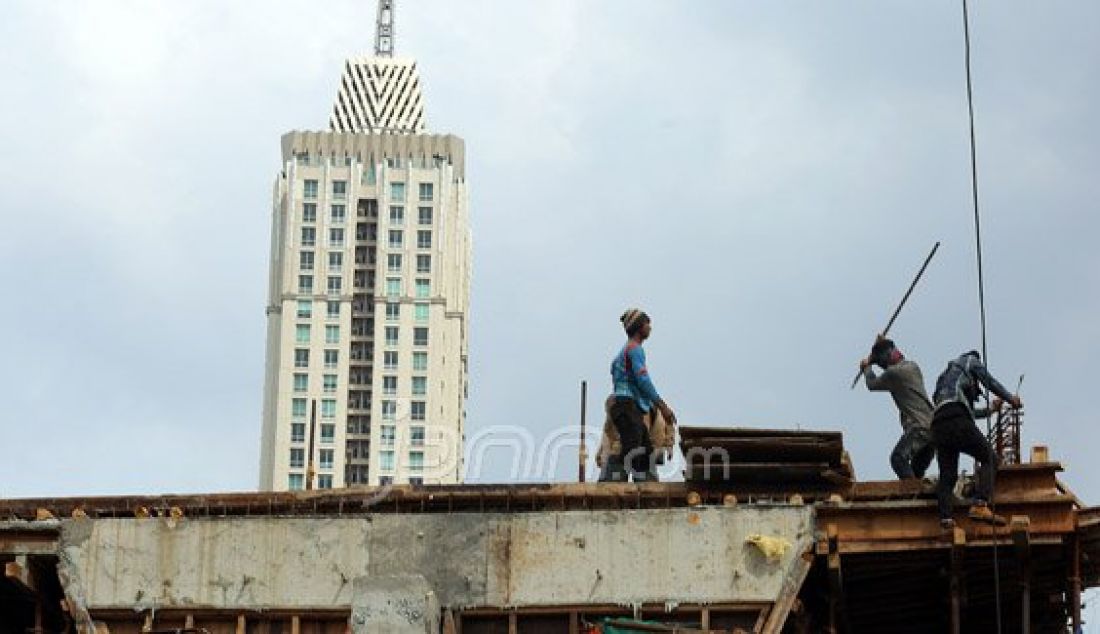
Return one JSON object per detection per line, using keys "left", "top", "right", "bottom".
{"left": 329, "top": 56, "right": 425, "bottom": 134}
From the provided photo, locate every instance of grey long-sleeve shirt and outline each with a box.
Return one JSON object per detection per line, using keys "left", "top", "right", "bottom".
{"left": 863, "top": 359, "right": 934, "bottom": 431}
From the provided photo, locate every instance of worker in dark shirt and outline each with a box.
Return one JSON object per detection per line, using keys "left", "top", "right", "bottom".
{"left": 607, "top": 308, "right": 677, "bottom": 482}
{"left": 860, "top": 336, "right": 935, "bottom": 480}
{"left": 931, "top": 350, "right": 1022, "bottom": 528}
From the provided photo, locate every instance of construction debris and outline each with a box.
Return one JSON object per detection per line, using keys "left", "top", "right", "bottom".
{"left": 745, "top": 534, "right": 791, "bottom": 561}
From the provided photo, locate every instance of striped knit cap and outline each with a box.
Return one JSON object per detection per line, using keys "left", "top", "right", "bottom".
{"left": 620, "top": 308, "right": 648, "bottom": 334}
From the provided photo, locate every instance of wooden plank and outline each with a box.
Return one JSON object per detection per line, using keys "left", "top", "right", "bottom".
{"left": 680, "top": 436, "right": 842, "bottom": 448}
{"left": 680, "top": 435, "right": 841, "bottom": 446}
{"left": 686, "top": 462, "right": 838, "bottom": 483}
{"left": 679, "top": 437, "right": 843, "bottom": 464}
{"left": 752, "top": 606, "right": 771, "bottom": 634}
{"left": 849, "top": 479, "right": 929, "bottom": 500}
{"left": 760, "top": 552, "right": 812, "bottom": 634}
{"left": 678, "top": 427, "right": 841, "bottom": 442}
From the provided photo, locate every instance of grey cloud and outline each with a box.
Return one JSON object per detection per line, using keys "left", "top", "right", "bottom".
{"left": 0, "top": 2, "right": 1097, "bottom": 516}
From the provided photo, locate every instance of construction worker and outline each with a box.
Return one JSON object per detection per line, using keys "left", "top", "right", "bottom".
{"left": 930, "top": 350, "right": 1022, "bottom": 528}
{"left": 607, "top": 309, "right": 677, "bottom": 482}
{"left": 597, "top": 395, "right": 674, "bottom": 482}
{"left": 859, "top": 336, "right": 935, "bottom": 480}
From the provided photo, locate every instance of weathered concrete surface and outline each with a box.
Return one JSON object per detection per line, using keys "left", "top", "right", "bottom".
{"left": 350, "top": 576, "right": 439, "bottom": 634}
{"left": 58, "top": 506, "right": 812, "bottom": 612}
{"left": 59, "top": 516, "right": 370, "bottom": 611}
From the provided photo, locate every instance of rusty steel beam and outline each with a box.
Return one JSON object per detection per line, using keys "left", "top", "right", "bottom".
{"left": 817, "top": 488, "right": 1076, "bottom": 552}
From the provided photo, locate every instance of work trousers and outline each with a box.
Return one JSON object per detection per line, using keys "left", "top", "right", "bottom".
{"left": 890, "top": 425, "right": 935, "bottom": 480}
{"left": 607, "top": 398, "right": 653, "bottom": 482}
{"left": 598, "top": 454, "right": 660, "bottom": 483}
{"left": 932, "top": 409, "right": 998, "bottom": 520}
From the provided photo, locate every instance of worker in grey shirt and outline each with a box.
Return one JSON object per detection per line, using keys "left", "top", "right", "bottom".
{"left": 860, "top": 336, "right": 935, "bottom": 480}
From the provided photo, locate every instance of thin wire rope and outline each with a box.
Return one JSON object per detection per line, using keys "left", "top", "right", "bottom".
{"left": 962, "top": 1, "right": 1003, "bottom": 632}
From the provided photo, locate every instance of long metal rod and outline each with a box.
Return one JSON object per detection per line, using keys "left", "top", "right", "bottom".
{"left": 579, "top": 380, "right": 588, "bottom": 483}
{"left": 849, "top": 241, "right": 941, "bottom": 389}
{"left": 306, "top": 399, "right": 317, "bottom": 491}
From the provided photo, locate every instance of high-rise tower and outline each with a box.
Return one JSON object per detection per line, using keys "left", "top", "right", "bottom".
{"left": 259, "top": 3, "right": 470, "bottom": 491}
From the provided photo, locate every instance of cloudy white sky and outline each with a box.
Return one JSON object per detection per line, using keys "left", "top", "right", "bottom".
{"left": 1, "top": 2, "right": 1098, "bottom": 509}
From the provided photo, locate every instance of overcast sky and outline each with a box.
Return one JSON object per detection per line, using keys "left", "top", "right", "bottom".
{"left": 1, "top": 2, "right": 1098, "bottom": 508}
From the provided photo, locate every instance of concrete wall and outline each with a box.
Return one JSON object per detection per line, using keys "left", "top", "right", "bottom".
{"left": 59, "top": 506, "right": 812, "bottom": 614}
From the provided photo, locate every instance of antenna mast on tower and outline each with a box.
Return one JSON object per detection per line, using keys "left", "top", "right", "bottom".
{"left": 375, "top": 0, "right": 395, "bottom": 57}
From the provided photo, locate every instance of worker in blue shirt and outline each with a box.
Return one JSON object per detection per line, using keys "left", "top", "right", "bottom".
{"left": 607, "top": 308, "right": 677, "bottom": 482}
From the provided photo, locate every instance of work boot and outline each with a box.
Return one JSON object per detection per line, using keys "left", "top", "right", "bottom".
{"left": 967, "top": 503, "right": 1007, "bottom": 526}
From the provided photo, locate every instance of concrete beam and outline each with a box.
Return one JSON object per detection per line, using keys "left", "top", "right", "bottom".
{"left": 57, "top": 507, "right": 813, "bottom": 613}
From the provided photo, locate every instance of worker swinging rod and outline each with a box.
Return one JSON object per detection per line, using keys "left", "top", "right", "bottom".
{"left": 849, "top": 241, "right": 941, "bottom": 389}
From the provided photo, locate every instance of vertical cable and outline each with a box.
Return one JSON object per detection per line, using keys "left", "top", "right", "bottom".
{"left": 963, "top": 0, "right": 989, "bottom": 369}
{"left": 961, "top": 2, "right": 1003, "bottom": 632}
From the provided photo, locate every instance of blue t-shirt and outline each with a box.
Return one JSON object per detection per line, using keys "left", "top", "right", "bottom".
{"left": 610, "top": 341, "right": 662, "bottom": 412}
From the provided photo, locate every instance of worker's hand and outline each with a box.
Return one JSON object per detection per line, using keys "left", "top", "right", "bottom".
{"left": 1010, "top": 395, "right": 1023, "bottom": 409}
{"left": 859, "top": 357, "right": 870, "bottom": 370}
{"left": 875, "top": 333, "right": 886, "bottom": 343}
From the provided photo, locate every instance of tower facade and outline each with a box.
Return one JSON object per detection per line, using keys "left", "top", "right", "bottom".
{"left": 329, "top": 56, "right": 425, "bottom": 135}
{"left": 259, "top": 24, "right": 470, "bottom": 491}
